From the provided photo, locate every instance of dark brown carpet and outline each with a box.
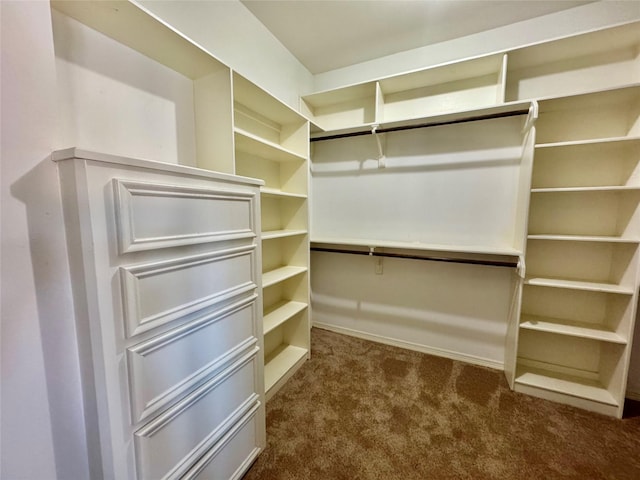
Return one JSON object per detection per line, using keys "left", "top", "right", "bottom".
{"left": 244, "top": 328, "right": 640, "bottom": 480}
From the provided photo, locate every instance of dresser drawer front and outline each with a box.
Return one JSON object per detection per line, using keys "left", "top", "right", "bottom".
{"left": 134, "top": 350, "right": 260, "bottom": 480}
{"left": 120, "top": 245, "right": 257, "bottom": 337}
{"left": 113, "top": 179, "right": 257, "bottom": 254}
{"left": 127, "top": 295, "right": 258, "bottom": 423}
{"left": 183, "top": 405, "right": 262, "bottom": 480}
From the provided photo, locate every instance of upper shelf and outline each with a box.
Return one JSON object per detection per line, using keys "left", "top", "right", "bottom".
{"left": 302, "top": 21, "right": 640, "bottom": 135}
{"left": 51, "top": 0, "right": 227, "bottom": 80}
{"left": 309, "top": 100, "right": 534, "bottom": 141}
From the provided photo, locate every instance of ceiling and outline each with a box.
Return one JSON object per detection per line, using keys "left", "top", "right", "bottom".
{"left": 240, "top": 0, "right": 594, "bottom": 74}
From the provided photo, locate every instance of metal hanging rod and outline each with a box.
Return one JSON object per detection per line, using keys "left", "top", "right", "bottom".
{"left": 310, "top": 246, "right": 518, "bottom": 268}
{"left": 310, "top": 108, "right": 530, "bottom": 142}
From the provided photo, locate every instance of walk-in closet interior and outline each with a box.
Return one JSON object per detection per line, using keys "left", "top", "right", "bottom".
{"left": 3, "top": 1, "right": 640, "bottom": 479}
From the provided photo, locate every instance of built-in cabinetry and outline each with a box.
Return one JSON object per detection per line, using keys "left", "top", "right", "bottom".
{"left": 302, "top": 22, "right": 639, "bottom": 136}
{"left": 303, "top": 20, "right": 640, "bottom": 417}
{"left": 232, "top": 73, "right": 311, "bottom": 401}
{"left": 54, "top": 150, "right": 264, "bottom": 479}
{"left": 513, "top": 87, "right": 640, "bottom": 417}
{"left": 51, "top": 0, "right": 311, "bottom": 410}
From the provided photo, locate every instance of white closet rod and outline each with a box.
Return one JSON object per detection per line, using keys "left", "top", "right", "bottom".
{"left": 310, "top": 108, "right": 531, "bottom": 143}
{"left": 310, "top": 246, "right": 518, "bottom": 268}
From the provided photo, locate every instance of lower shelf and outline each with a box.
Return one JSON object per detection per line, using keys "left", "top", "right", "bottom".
{"left": 264, "top": 344, "right": 308, "bottom": 395}
{"left": 514, "top": 364, "right": 618, "bottom": 406}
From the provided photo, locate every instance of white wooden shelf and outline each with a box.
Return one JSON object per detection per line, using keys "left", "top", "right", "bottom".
{"left": 527, "top": 234, "right": 640, "bottom": 244}
{"left": 261, "top": 229, "right": 307, "bottom": 241}
{"left": 309, "top": 100, "right": 533, "bottom": 141}
{"left": 260, "top": 187, "right": 307, "bottom": 199}
{"left": 531, "top": 186, "right": 640, "bottom": 193}
{"left": 262, "top": 266, "right": 308, "bottom": 288}
{"left": 263, "top": 301, "right": 308, "bottom": 335}
{"left": 519, "top": 314, "right": 627, "bottom": 344}
{"left": 234, "top": 128, "right": 307, "bottom": 163}
{"left": 515, "top": 364, "right": 618, "bottom": 406}
{"left": 535, "top": 136, "right": 640, "bottom": 149}
{"left": 264, "top": 344, "right": 309, "bottom": 393}
{"left": 312, "top": 237, "right": 521, "bottom": 258}
{"left": 524, "top": 276, "right": 635, "bottom": 295}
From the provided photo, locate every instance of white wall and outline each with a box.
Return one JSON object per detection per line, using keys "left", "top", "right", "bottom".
{"left": 311, "top": 252, "right": 514, "bottom": 369}
{"left": 0, "top": 2, "right": 90, "bottom": 479}
{"left": 313, "top": 1, "right": 640, "bottom": 92}
{"left": 138, "top": 0, "right": 314, "bottom": 110}
{"left": 53, "top": 10, "right": 198, "bottom": 165}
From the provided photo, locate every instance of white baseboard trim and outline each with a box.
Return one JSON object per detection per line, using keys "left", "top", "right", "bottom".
{"left": 313, "top": 322, "right": 504, "bottom": 371}
{"left": 626, "top": 390, "right": 640, "bottom": 401}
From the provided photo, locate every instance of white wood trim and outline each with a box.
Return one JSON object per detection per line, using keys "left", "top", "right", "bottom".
{"left": 312, "top": 323, "right": 504, "bottom": 371}
{"left": 52, "top": 148, "right": 263, "bottom": 185}
{"left": 626, "top": 390, "right": 640, "bottom": 401}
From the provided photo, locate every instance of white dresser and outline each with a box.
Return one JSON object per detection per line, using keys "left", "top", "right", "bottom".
{"left": 54, "top": 148, "right": 265, "bottom": 479}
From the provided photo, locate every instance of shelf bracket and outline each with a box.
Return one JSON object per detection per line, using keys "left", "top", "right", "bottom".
{"left": 372, "top": 124, "right": 386, "bottom": 168}
{"left": 522, "top": 100, "right": 539, "bottom": 134}
{"left": 517, "top": 256, "right": 526, "bottom": 279}
{"left": 369, "top": 246, "right": 383, "bottom": 274}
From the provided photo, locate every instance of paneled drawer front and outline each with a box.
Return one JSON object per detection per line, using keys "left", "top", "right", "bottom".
{"left": 134, "top": 349, "right": 260, "bottom": 480}
{"left": 120, "top": 245, "right": 256, "bottom": 337}
{"left": 127, "top": 295, "right": 258, "bottom": 423}
{"left": 183, "top": 405, "right": 262, "bottom": 480}
{"left": 113, "top": 179, "right": 257, "bottom": 253}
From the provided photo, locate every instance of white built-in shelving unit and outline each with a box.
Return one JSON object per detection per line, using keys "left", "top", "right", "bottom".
{"left": 232, "top": 72, "right": 311, "bottom": 401}
{"left": 303, "top": 20, "right": 640, "bottom": 418}
{"left": 514, "top": 86, "right": 640, "bottom": 418}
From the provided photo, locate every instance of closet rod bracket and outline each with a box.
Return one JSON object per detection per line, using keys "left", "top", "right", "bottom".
{"left": 371, "top": 124, "right": 386, "bottom": 168}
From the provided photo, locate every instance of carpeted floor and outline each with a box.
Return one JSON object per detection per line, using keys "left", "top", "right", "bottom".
{"left": 243, "top": 328, "right": 640, "bottom": 480}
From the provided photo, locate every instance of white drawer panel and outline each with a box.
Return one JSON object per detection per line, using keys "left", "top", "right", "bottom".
{"left": 113, "top": 179, "right": 257, "bottom": 253}
{"left": 120, "top": 245, "right": 256, "bottom": 337}
{"left": 134, "top": 350, "right": 259, "bottom": 480}
{"left": 183, "top": 406, "right": 262, "bottom": 480}
{"left": 127, "top": 295, "right": 258, "bottom": 423}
